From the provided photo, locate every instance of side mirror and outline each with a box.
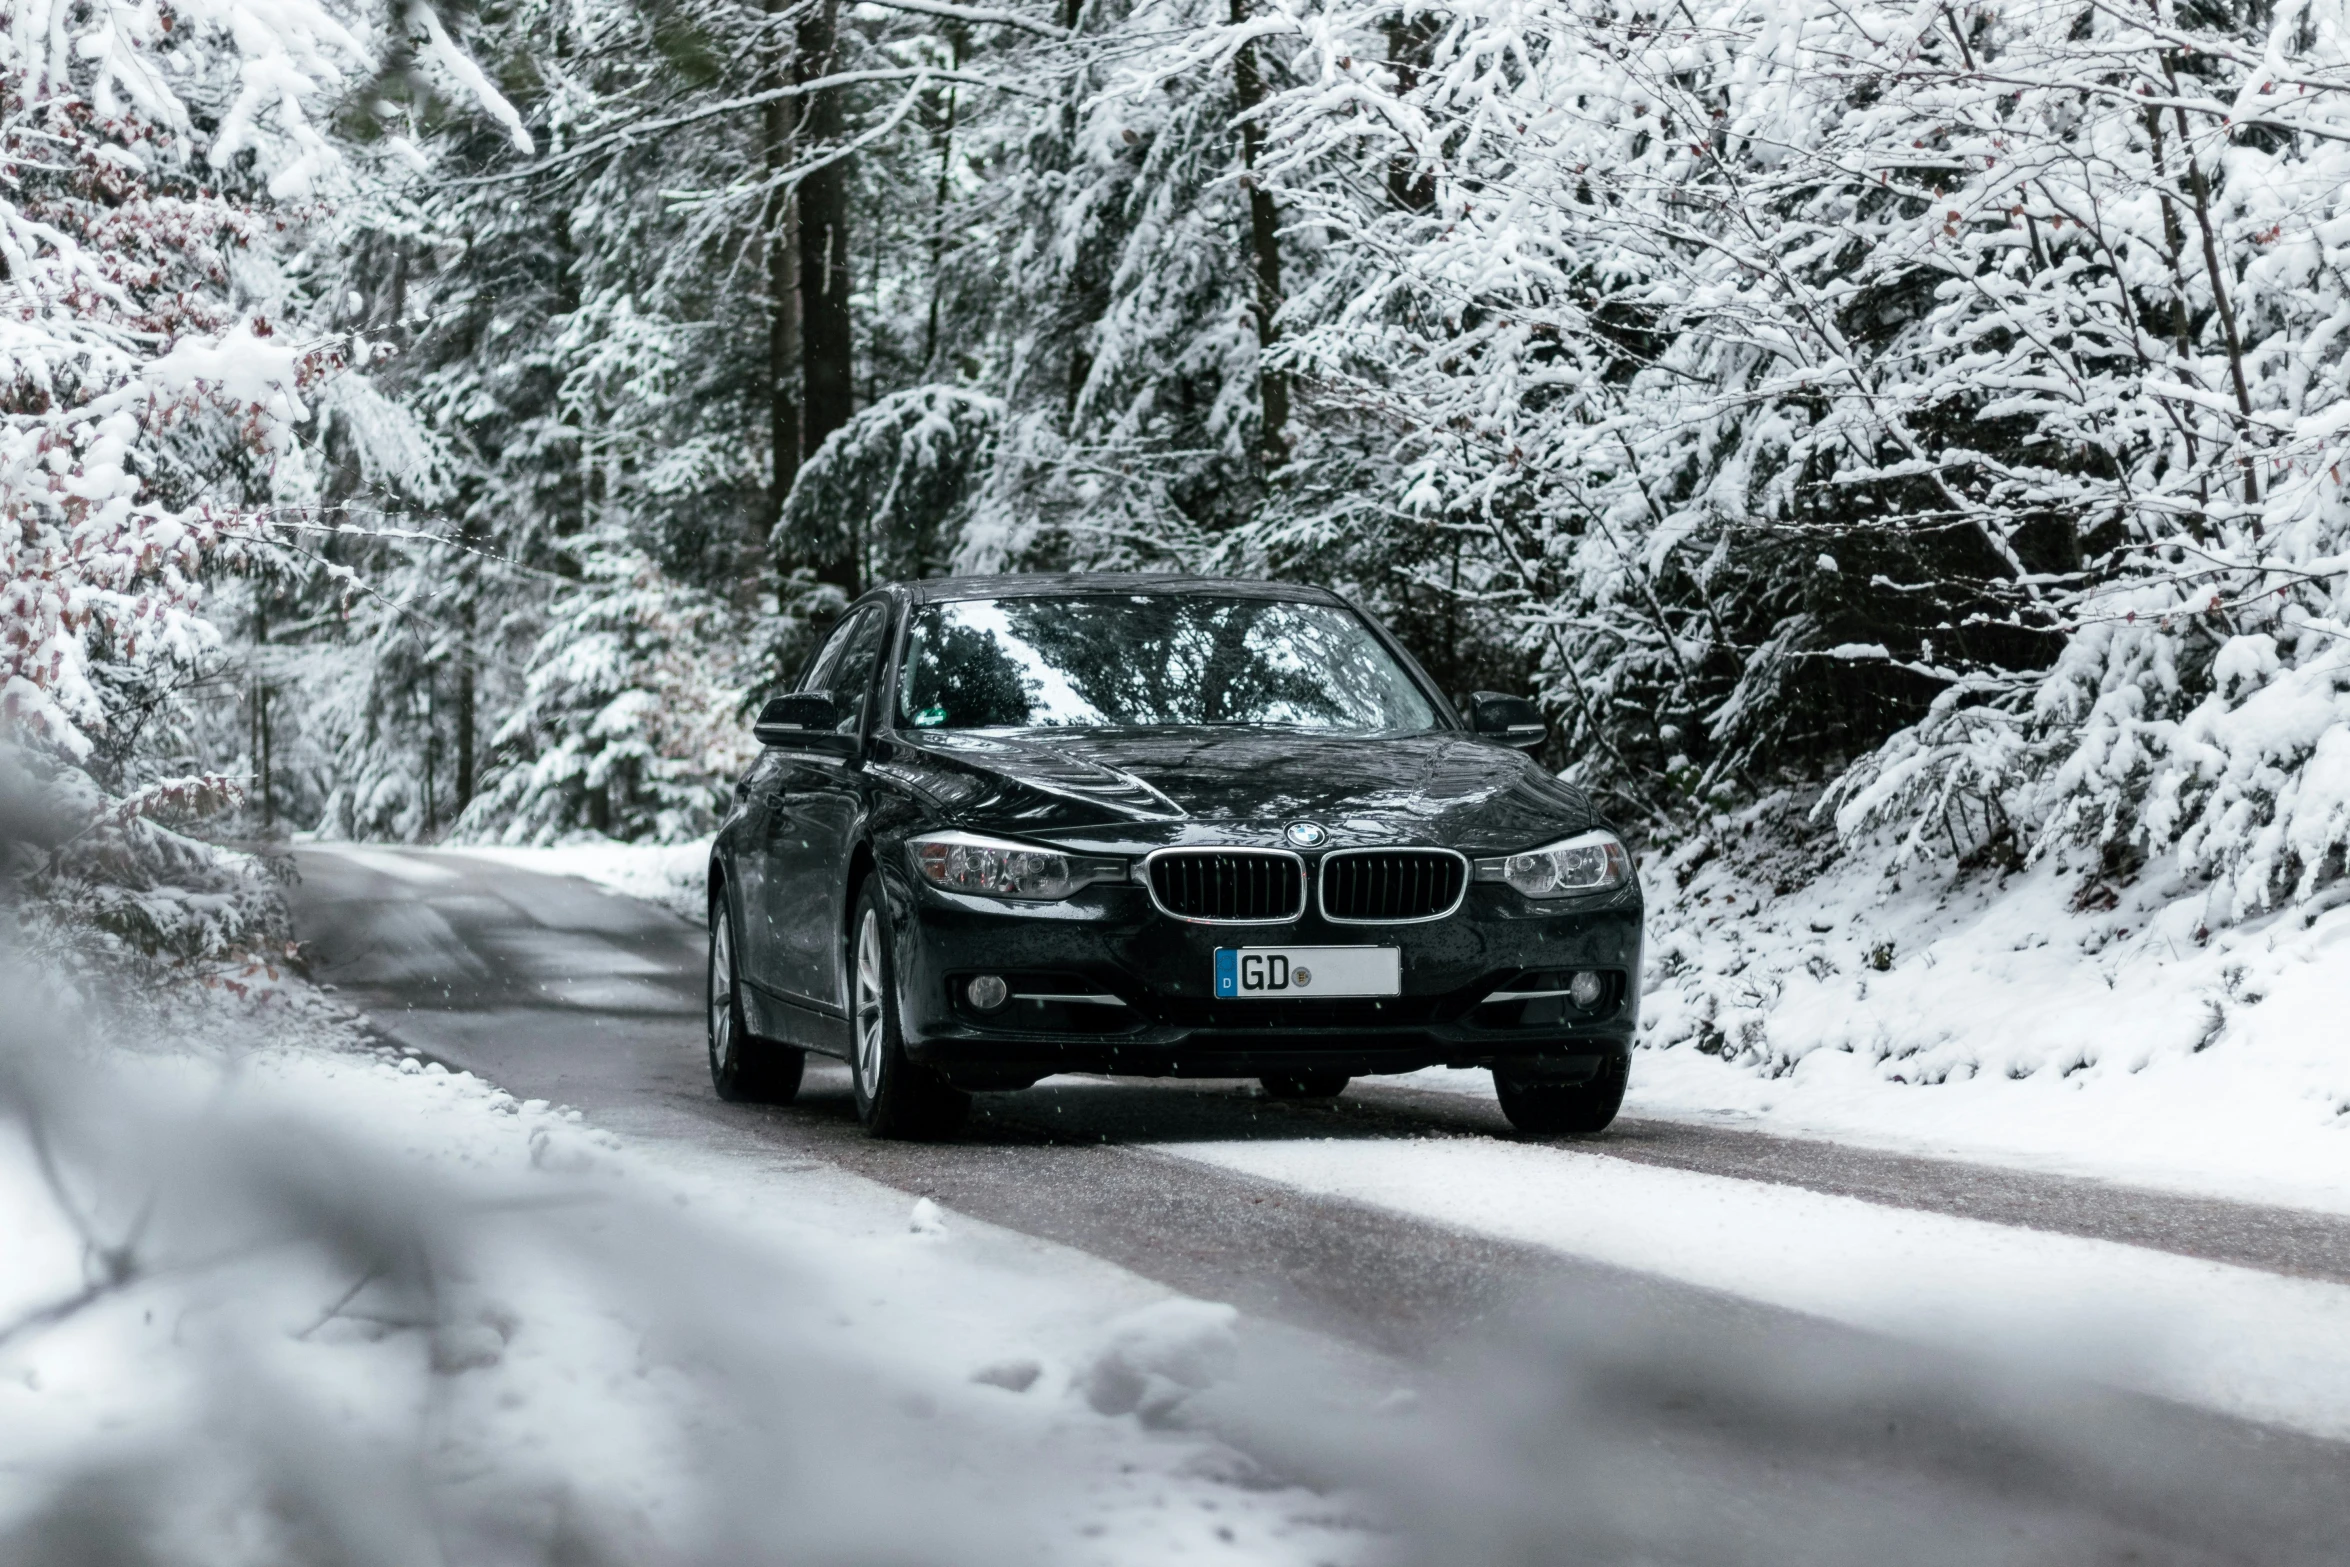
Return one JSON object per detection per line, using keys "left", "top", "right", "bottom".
{"left": 1466, "top": 691, "right": 1548, "bottom": 752}
{"left": 753, "top": 693, "right": 854, "bottom": 752}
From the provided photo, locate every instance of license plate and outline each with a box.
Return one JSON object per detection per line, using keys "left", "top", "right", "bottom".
{"left": 1214, "top": 946, "right": 1399, "bottom": 999}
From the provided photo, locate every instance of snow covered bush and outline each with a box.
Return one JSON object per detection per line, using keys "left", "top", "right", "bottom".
{"left": 779, "top": 384, "right": 1005, "bottom": 579}
{"left": 457, "top": 529, "right": 762, "bottom": 845}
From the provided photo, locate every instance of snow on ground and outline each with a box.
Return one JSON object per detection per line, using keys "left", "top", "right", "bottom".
{"left": 1407, "top": 808, "right": 2350, "bottom": 1214}
{"left": 0, "top": 997, "right": 1378, "bottom": 1566}
{"left": 438, "top": 837, "right": 712, "bottom": 921}
{"left": 1155, "top": 1134, "right": 2350, "bottom": 1444}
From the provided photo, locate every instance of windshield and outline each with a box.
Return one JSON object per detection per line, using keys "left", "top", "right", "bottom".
{"left": 895, "top": 595, "right": 1441, "bottom": 733}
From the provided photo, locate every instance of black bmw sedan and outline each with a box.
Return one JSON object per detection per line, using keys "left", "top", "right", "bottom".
{"left": 706, "top": 574, "right": 1643, "bottom": 1139}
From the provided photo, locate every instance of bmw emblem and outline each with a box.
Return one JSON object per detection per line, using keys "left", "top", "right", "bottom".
{"left": 1285, "top": 821, "right": 1327, "bottom": 848}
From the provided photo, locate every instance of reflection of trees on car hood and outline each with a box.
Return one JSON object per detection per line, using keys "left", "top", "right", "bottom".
{"left": 903, "top": 727, "right": 1597, "bottom": 844}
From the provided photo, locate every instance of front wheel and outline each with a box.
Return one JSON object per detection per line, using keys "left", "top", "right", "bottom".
{"left": 849, "top": 878, "right": 969, "bottom": 1140}
{"left": 709, "top": 898, "right": 805, "bottom": 1104}
{"left": 1492, "top": 1056, "right": 1626, "bottom": 1135}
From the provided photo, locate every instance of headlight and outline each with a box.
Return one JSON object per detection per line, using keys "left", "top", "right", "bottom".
{"left": 908, "top": 832, "right": 1121, "bottom": 901}
{"left": 1475, "top": 830, "right": 1631, "bottom": 898}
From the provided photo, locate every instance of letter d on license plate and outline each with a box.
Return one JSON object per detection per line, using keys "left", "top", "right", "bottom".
{"left": 1214, "top": 946, "right": 1400, "bottom": 999}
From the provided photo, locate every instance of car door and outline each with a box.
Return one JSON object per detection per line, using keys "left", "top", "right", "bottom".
{"left": 764, "top": 602, "right": 891, "bottom": 1009}
{"left": 727, "top": 748, "right": 791, "bottom": 994}
{"left": 736, "top": 612, "right": 860, "bottom": 999}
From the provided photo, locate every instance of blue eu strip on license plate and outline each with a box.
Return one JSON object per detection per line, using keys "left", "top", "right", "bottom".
{"left": 1214, "top": 946, "right": 1400, "bottom": 999}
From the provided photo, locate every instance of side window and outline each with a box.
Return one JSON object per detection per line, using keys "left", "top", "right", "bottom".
{"left": 815, "top": 606, "right": 888, "bottom": 736}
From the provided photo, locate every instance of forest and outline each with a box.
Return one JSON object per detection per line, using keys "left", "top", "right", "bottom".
{"left": 12, "top": 0, "right": 2350, "bottom": 967}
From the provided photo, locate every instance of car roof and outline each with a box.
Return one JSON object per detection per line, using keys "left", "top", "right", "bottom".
{"left": 892, "top": 572, "right": 1346, "bottom": 606}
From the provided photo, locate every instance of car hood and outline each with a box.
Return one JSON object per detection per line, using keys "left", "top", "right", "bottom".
{"left": 884, "top": 726, "right": 1605, "bottom": 854}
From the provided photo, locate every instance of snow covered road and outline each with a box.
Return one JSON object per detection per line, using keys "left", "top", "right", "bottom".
{"left": 287, "top": 844, "right": 2350, "bottom": 1562}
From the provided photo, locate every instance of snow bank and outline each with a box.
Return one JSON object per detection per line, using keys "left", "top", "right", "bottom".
{"left": 0, "top": 992, "right": 1369, "bottom": 1565}
{"left": 1073, "top": 1299, "right": 1242, "bottom": 1422}
{"left": 440, "top": 837, "right": 711, "bottom": 921}
{"left": 1546, "top": 804, "right": 2349, "bottom": 1212}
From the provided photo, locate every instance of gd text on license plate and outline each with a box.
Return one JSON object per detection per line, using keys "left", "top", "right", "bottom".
{"left": 1214, "top": 946, "right": 1399, "bottom": 999}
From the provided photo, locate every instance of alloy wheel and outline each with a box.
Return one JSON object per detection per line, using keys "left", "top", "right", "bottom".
{"left": 854, "top": 908, "right": 885, "bottom": 1099}
{"left": 709, "top": 910, "right": 738, "bottom": 1076}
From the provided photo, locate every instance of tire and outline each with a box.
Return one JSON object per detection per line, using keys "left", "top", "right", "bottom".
{"left": 1260, "top": 1070, "right": 1350, "bottom": 1100}
{"left": 708, "top": 895, "right": 805, "bottom": 1104}
{"left": 848, "top": 876, "right": 969, "bottom": 1140}
{"left": 1493, "top": 1055, "right": 1627, "bottom": 1135}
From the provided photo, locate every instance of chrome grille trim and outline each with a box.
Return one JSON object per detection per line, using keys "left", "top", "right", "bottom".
{"left": 1317, "top": 847, "right": 1470, "bottom": 924}
{"left": 1142, "top": 848, "right": 1306, "bottom": 924}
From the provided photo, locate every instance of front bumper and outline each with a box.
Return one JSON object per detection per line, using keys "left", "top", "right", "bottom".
{"left": 886, "top": 865, "right": 1643, "bottom": 1088}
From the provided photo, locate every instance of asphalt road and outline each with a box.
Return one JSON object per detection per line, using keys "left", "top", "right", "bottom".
{"left": 287, "top": 845, "right": 2350, "bottom": 1566}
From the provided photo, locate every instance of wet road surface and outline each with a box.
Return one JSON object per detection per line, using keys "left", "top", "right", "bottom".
{"left": 287, "top": 844, "right": 2350, "bottom": 1565}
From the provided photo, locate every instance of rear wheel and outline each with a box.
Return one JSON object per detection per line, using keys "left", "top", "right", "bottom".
{"left": 1260, "top": 1071, "right": 1350, "bottom": 1100}
{"left": 849, "top": 878, "right": 969, "bottom": 1140}
{"left": 708, "top": 898, "right": 804, "bottom": 1104}
{"left": 1493, "top": 1056, "right": 1626, "bottom": 1135}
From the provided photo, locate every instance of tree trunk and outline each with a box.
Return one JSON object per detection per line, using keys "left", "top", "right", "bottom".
{"left": 258, "top": 686, "right": 274, "bottom": 830}
{"left": 388, "top": 239, "right": 409, "bottom": 350}
{"left": 764, "top": 0, "right": 802, "bottom": 534}
{"left": 1382, "top": 13, "right": 1437, "bottom": 212}
{"left": 2170, "top": 87, "right": 2259, "bottom": 508}
{"left": 797, "top": 0, "right": 859, "bottom": 591}
{"left": 1229, "top": 0, "right": 1288, "bottom": 467}
{"left": 921, "top": 35, "right": 965, "bottom": 375}
{"left": 455, "top": 593, "right": 476, "bottom": 814}
{"left": 252, "top": 599, "right": 274, "bottom": 831}
{"left": 421, "top": 670, "right": 436, "bottom": 838}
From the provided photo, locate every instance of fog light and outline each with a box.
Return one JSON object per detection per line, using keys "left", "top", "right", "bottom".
{"left": 1569, "top": 970, "right": 1605, "bottom": 1008}
{"left": 966, "top": 974, "right": 1010, "bottom": 1012}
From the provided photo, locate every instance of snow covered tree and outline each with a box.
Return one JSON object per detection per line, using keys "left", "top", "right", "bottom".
{"left": 286, "top": 0, "right": 1069, "bottom": 842}
{"left": 103, "top": 0, "right": 2350, "bottom": 932}
{"left": 0, "top": 0, "right": 349, "bottom": 965}
{"left": 1180, "top": 0, "right": 2350, "bottom": 907}
{"left": 457, "top": 522, "right": 759, "bottom": 842}
{"left": 0, "top": 0, "right": 539, "bottom": 973}
{"left": 952, "top": 0, "right": 1299, "bottom": 568}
